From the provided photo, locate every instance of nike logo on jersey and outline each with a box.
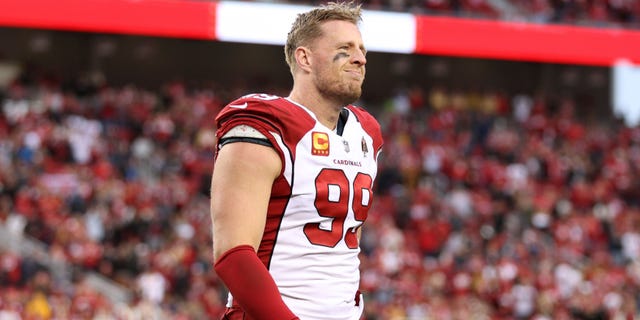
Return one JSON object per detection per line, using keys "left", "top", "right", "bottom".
{"left": 229, "top": 102, "right": 248, "bottom": 109}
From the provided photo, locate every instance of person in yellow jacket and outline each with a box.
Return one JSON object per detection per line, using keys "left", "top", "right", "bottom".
{"left": 25, "top": 290, "right": 52, "bottom": 320}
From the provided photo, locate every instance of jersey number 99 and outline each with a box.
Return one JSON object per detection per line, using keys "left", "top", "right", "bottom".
{"left": 304, "top": 169, "right": 372, "bottom": 248}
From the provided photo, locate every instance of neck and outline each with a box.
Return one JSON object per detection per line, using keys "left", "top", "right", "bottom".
{"left": 288, "top": 87, "right": 343, "bottom": 130}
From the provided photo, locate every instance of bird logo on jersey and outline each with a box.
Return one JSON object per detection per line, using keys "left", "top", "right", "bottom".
{"left": 312, "top": 132, "right": 330, "bottom": 156}
{"left": 361, "top": 137, "right": 368, "bottom": 158}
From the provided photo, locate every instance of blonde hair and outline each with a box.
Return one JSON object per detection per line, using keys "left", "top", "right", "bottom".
{"left": 284, "top": 1, "right": 363, "bottom": 73}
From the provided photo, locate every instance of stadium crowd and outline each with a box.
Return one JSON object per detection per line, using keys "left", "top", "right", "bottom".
{"left": 280, "top": 0, "right": 640, "bottom": 28}
{"left": 2, "top": 1, "right": 639, "bottom": 319}
{"left": 1, "top": 64, "right": 640, "bottom": 320}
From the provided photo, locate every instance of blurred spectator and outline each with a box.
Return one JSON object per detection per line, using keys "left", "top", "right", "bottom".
{"left": 1, "top": 56, "right": 639, "bottom": 319}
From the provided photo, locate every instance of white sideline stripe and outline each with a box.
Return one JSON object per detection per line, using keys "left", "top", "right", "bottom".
{"left": 215, "top": 1, "right": 416, "bottom": 54}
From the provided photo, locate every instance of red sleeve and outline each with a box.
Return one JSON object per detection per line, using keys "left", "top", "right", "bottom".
{"left": 215, "top": 98, "right": 281, "bottom": 148}
{"left": 213, "top": 94, "right": 316, "bottom": 164}
{"left": 214, "top": 245, "right": 299, "bottom": 320}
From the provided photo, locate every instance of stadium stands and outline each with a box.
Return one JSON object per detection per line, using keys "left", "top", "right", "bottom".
{"left": 1, "top": 0, "right": 640, "bottom": 319}
{"left": 1, "top": 67, "right": 639, "bottom": 318}
{"left": 359, "top": 0, "right": 640, "bottom": 28}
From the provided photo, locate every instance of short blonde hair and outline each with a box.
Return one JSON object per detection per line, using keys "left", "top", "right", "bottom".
{"left": 284, "top": 1, "right": 363, "bottom": 73}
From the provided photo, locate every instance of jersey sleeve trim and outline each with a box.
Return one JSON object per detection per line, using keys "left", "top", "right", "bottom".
{"left": 219, "top": 124, "right": 273, "bottom": 148}
{"left": 219, "top": 136, "right": 273, "bottom": 148}
{"left": 222, "top": 124, "right": 268, "bottom": 139}
{"left": 216, "top": 115, "right": 285, "bottom": 175}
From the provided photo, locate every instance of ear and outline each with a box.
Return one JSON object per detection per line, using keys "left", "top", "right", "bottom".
{"left": 294, "top": 47, "right": 312, "bottom": 73}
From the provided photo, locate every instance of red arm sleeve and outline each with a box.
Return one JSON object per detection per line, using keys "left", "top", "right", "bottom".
{"left": 214, "top": 245, "right": 299, "bottom": 320}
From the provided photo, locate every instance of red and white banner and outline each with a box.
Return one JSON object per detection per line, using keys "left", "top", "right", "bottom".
{"left": 0, "top": 0, "right": 216, "bottom": 39}
{"left": 1, "top": 0, "right": 639, "bottom": 66}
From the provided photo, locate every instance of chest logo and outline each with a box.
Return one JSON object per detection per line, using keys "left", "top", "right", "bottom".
{"left": 312, "top": 132, "right": 330, "bottom": 156}
{"left": 361, "top": 137, "right": 369, "bottom": 158}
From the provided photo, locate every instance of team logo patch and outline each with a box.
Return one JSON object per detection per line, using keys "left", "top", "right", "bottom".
{"left": 312, "top": 132, "right": 330, "bottom": 156}
{"left": 361, "top": 137, "right": 368, "bottom": 157}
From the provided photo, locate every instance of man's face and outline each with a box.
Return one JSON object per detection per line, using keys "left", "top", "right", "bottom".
{"left": 310, "top": 20, "right": 367, "bottom": 106}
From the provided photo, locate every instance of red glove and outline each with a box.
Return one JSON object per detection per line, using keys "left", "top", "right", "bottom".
{"left": 214, "top": 245, "right": 299, "bottom": 320}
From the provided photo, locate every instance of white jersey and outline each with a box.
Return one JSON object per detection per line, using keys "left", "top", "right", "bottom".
{"left": 215, "top": 94, "right": 383, "bottom": 320}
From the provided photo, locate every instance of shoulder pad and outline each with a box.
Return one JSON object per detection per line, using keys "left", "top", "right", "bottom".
{"left": 215, "top": 94, "right": 283, "bottom": 125}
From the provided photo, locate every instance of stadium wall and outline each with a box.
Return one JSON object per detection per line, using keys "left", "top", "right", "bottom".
{"left": 1, "top": 0, "right": 640, "bottom": 66}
